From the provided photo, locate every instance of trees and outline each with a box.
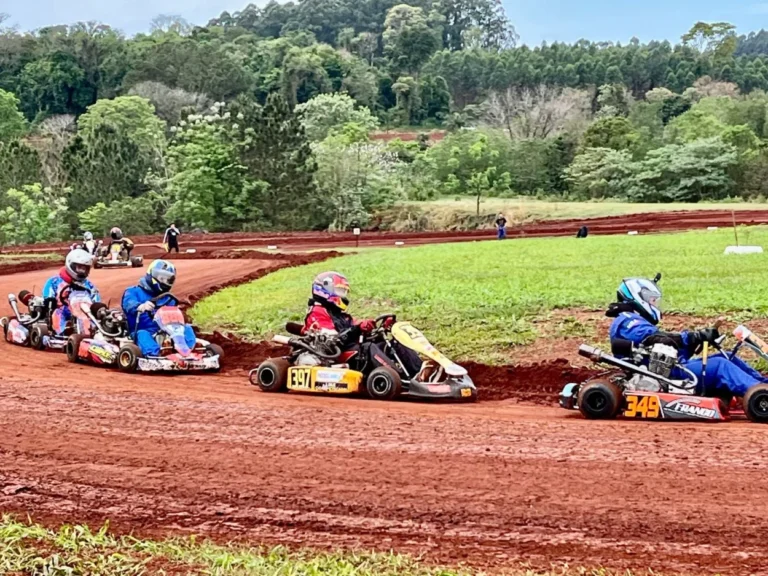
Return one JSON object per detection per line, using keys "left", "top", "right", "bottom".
{"left": 0, "top": 89, "right": 25, "bottom": 142}
{"left": 128, "top": 81, "right": 209, "bottom": 126}
{"left": 485, "top": 85, "right": 591, "bottom": 140}
{"left": 0, "top": 184, "right": 69, "bottom": 245}
{"left": 581, "top": 117, "right": 639, "bottom": 151}
{"left": 383, "top": 5, "right": 441, "bottom": 75}
{"left": 565, "top": 148, "right": 634, "bottom": 200}
{"left": 295, "top": 93, "right": 379, "bottom": 141}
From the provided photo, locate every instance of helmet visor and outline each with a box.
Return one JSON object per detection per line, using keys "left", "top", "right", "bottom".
{"left": 72, "top": 263, "right": 91, "bottom": 278}
{"left": 640, "top": 287, "right": 662, "bottom": 310}
{"left": 153, "top": 268, "right": 176, "bottom": 289}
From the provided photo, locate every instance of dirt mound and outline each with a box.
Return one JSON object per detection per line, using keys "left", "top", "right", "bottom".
{"left": 205, "top": 332, "right": 289, "bottom": 372}
{"left": 467, "top": 359, "right": 596, "bottom": 403}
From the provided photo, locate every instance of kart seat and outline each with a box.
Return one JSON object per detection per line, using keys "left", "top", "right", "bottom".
{"left": 611, "top": 338, "right": 634, "bottom": 358}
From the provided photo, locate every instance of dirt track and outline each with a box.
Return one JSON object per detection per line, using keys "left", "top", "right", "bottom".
{"left": 13, "top": 208, "right": 768, "bottom": 257}
{"left": 2, "top": 255, "right": 768, "bottom": 574}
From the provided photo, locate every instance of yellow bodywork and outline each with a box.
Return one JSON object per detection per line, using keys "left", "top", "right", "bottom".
{"left": 391, "top": 322, "right": 468, "bottom": 377}
{"left": 286, "top": 366, "right": 363, "bottom": 394}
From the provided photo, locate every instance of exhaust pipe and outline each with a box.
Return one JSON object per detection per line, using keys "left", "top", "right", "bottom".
{"left": 8, "top": 293, "right": 22, "bottom": 321}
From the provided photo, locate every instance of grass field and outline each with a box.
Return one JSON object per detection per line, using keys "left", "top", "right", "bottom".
{"left": 376, "top": 197, "right": 768, "bottom": 231}
{"left": 0, "top": 252, "right": 59, "bottom": 265}
{"left": 192, "top": 226, "right": 768, "bottom": 363}
{"left": 0, "top": 515, "right": 676, "bottom": 576}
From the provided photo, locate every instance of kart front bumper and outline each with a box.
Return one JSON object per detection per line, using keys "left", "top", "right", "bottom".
{"left": 136, "top": 355, "right": 221, "bottom": 372}
{"left": 405, "top": 374, "right": 477, "bottom": 401}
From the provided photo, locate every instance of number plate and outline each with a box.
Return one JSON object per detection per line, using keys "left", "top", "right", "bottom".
{"left": 623, "top": 394, "right": 661, "bottom": 419}
{"left": 288, "top": 367, "right": 313, "bottom": 389}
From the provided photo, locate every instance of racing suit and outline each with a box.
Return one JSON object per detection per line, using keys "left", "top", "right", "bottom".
{"left": 42, "top": 268, "right": 101, "bottom": 335}
{"left": 121, "top": 279, "right": 195, "bottom": 356}
{"left": 609, "top": 309, "right": 766, "bottom": 397}
{"left": 303, "top": 299, "right": 422, "bottom": 376}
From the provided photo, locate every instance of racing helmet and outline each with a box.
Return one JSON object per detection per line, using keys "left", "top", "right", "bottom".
{"left": 84, "top": 231, "right": 93, "bottom": 242}
{"left": 312, "top": 271, "right": 351, "bottom": 311}
{"left": 144, "top": 259, "right": 177, "bottom": 295}
{"left": 66, "top": 249, "right": 93, "bottom": 282}
{"left": 617, "top": 277, "right": 662, "bottom": 325}
{"left": 110, "top": 227, "right": 123, "bottom": 241}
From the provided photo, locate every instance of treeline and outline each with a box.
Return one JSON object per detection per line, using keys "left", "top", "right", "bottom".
{"left": 1, "top": 4, "right": 768, "bottom": 244}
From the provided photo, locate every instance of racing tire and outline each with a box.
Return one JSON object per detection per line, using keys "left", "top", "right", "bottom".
{"left": 366, "top": 366, "right": 402, "bottom": 401}
{"left": 205, "top": 343, "right": 224, "bottom": 372}
{"left": 0, "top": 317, "right": 8, "bottom": 339}
{"left": 30, "top": 323, "right": 49, "bottom": 351}
{"left": 66, "top": 334, "right": 86, "bottom": 364}
{"left": 254, "top": 358, "right": 290, "bottom": 392}
{"left": 118, "top": 344, "right": 143, "bottom": 373}
{"left": 577, "top": 380, "right": 622, "bottom": 420}
{"left": 744, "top": 384, "right": 768, "bottom": 424}
{"left": 130, "top": 257, "right": 143, "bottom": 268}
{"left": 94, "top": 261, "right": 103, "bottom": 270}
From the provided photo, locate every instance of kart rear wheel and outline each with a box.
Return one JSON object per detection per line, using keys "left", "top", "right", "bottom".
{"left": 0, "top": 317, "right": 8, "bottom": 338}
{"left": 66, "top": 334, "right": 86, "bottom": 363}
{"left": 578, "top": 380, "right": 622, "bottom": 420}
{"left": 254, "top": 358, "right": 290, "bottom": 392}
{"left": 30, "top": 324, "right": 49, "bottom": 351}
{"left": 118, "top": 344, "right": 143, "bottom": 373}
{"left": 744, "top": 384, "right": 768, "bottom": 424}
{"left": 366, "top": 366, "right": 402, "bottom": 401}
{"left": 131, "top": 257, "right": 143, "bottom": 268}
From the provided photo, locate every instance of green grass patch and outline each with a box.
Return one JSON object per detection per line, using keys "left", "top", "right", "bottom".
{"left": 0, "top": 252, "right": 59, "bottom": 265}
{"left": 191, "top": 227, "right": 768, "bottom": 364}
{"left": 0, "top": 515, "right": 688, "bottom": 575}
{"left": 376, "top": 197, "right": 765, "bottom": 232}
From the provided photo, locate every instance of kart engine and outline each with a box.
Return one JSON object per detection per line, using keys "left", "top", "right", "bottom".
{"left": 624, "top": 344, "right": 679, "bottom": 393}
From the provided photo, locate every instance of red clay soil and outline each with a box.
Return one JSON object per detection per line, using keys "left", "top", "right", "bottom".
{"left": 14, "top": 209, "right": 768, "bottom": 254}
{"left": 0, "top": 259, "right": 61, "bottom": 276}
{"left": 3, "top": 258, "right": 768, "bottom": 574}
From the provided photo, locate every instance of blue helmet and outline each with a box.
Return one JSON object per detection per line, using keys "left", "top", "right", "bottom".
{"left": 141, "top": 259, "right": 177, "bottom": 295}
{"left": 617, "top": 277, "right": 662, "bottom": 325}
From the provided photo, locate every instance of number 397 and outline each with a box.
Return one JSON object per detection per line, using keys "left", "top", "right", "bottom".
{"left": 624, "top": 395, "right": 660, "bottom": 418}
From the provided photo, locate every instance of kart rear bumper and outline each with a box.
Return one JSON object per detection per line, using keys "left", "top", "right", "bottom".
{"left": 405, "top": 375, "right": 477, "bottom": 401}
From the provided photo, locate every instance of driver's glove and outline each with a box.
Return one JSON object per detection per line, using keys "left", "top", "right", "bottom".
{"left": 358, "top": 319, "right": 375, "bottom": 333}
{"left": 137, "top": 302, "right": 156, "bottom": 314}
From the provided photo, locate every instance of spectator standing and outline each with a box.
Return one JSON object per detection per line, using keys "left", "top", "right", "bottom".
{"left": 495, "top": 213, "right": 507, "bottom": 240}
{"left": 164, "top": 224, "right": 181, "bottom": 254}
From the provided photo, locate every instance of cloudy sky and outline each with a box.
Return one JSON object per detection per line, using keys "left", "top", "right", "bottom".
{"left": 2, "top": 0, "right": 765, "bottom": 44}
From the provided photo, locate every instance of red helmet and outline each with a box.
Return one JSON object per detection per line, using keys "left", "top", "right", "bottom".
{"left": 312, "top": 271, "right": 350, "bottom": 311}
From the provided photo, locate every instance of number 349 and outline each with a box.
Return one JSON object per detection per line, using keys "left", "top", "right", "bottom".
{"left": 624, "top": 395, "right": 660, "bottom": 419}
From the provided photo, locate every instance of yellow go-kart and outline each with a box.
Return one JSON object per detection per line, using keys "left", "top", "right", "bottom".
{"left": 250, "top": 315, "right": 477, "bottom": 402}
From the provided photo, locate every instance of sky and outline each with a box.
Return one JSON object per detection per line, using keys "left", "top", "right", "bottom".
{"left": 2, "top": 0, "right": 766, "bottom": 44}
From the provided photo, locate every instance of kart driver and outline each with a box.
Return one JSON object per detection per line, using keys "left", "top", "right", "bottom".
{"left": 42, "top": 249, "right": 101, "bottom": 336}
{"left": 70, "top": 231, "right": 99, "bottom": 255}
{"left": 108, "top": 227, "right": 135, "bottom": 259}
{"left": 303, "top": 271, "right": 422, "bottom": 375}
{"left": 121, "top": 259, "right": 196, "bottom": 356}
{"left": 607, "top": 276, "right": 766, "bottom": 398}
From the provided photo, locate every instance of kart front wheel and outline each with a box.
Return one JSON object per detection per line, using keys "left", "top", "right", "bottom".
{"left": 30, "top": 324, "right": 49, "bottom": 351}
{"left": 66, "top": 334, "right": 86, "bottom": 363}
{"left": 254, "top": 358, "right": 290, "bottom": 392}
{"left": 366, "top": 366, "right": 402, "bottom": 401}
{"left": 577, "top": 380, "right": 622, "bottom": 420}
{"left": 0, "top": 317, "right": 8, "bottom": 338}
{"left": 118, "top": 344, "right": 143, "bottom": 373}
{"left": 744, "top": 384, "right": 768, "bottom": 424}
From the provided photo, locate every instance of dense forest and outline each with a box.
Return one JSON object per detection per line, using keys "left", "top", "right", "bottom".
{"left": 0, "top": 2, "right": 768, "bottom": 244}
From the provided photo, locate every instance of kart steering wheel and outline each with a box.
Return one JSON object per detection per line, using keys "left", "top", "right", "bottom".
{"left": 150, "top": 292, "right": 190, "bottom": 307}
{"left": 374, "top": 314, "right": 397, "bottom": 330}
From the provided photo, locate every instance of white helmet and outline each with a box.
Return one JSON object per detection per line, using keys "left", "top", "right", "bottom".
{"left": 84, "top": 231, "right": 93, "bottom": 242}
{"left": 617, "top": 277, "right": 662, "bottom": 325}
{"left": 66, "top": 249, "right": 93, "bottom": 281}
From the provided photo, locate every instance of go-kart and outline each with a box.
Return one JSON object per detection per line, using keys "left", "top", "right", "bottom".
{"left": 1, "top": 288, "right": 94, "bottom": 351}
{"left": 560, "top": 324, "right": 768, "bottom": 423}
{"left": 94, "top": 241, "right": 143, "bottom": 269}
{"left": 116, "top": 293, "right": 223, "bottom": 373}
{"left": 65, "top": 300, "right": 131, "bottom": 367}
{"left": 69, "top": 239, "right": 102, "bottom": 259}
{"left": 250, "top": 315, "right": 477, "bottom": 401}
